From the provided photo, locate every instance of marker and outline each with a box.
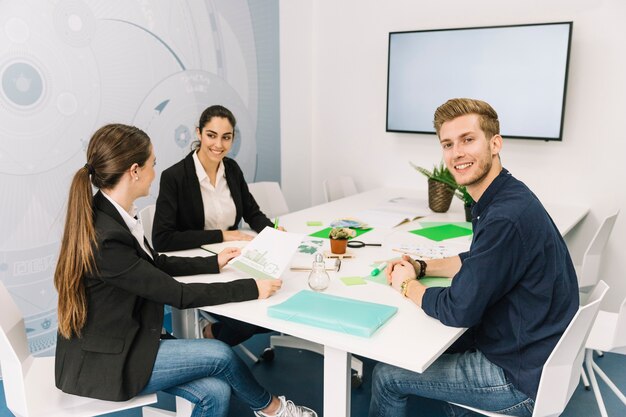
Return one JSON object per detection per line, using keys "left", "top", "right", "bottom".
{"left": 274, "top": 217, "right": 279, "bottom": 229}
{"left": 370, "top": 261, "right": 387, "bottom": 276}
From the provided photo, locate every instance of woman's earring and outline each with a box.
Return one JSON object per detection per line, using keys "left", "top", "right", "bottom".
{"left": 135, "top": 176, "right": 139, "bottom": 181}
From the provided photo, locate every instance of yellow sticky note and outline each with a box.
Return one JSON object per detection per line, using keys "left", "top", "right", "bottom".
{"left": 340, "top": 276, "right": 367, "bottom": 286}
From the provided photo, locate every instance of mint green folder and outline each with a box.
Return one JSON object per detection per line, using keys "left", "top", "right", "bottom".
{"left": 267, "top": 290, "right": 398, "bottom": 337}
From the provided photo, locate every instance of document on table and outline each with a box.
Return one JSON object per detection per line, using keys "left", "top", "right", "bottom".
{"left": 229, "top": 227, "right": 304, "bottom": 280}
{"left": 355, "top": 197, "right": 429, "bottom": 228}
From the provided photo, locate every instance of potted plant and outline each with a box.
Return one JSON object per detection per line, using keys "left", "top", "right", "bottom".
{"left": 328, "top": 227, "right": 356, "bottom": 254}
{"left": 456, "top": 186, "right": 474, "bottom": 222}
{"left": 410, "top": 161, "right": 458, "bottom": 213}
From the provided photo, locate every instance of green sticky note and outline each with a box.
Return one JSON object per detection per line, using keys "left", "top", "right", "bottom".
{"left": 309, "top": 227, "right": 373, "bottom": 239}
{"left": 420, "top": 277, "right": 453, "bottom": 288}
{"left": 340, "top": 276, "right": 367, "bottom": 286}
{"left": 410, "top": 224, "right": 473, "bottom": 242}
{"left": 306, "top": 221, "right": 323, "bottom": 226}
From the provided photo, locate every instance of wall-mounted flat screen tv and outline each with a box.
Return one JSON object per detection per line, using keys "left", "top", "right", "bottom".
{"left": 386, "top": 22, "right": 573, "bottom": 141}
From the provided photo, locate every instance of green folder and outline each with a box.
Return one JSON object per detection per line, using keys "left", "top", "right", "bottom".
{"left": 309, "top": 227, "right": 373, "bottom": 239}
{"left": 409, "top": 224, "right": 472, "bottom": 241}
{"left": 267, "top": 290, "right": 398, "bottom": 337}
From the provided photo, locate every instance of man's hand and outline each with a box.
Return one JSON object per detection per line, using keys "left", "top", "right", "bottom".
{"left": 385, "top": 254, "right": 419, "bottom": 283}
{"left": 389, "top": 260, "right": 417, "bottom": 292}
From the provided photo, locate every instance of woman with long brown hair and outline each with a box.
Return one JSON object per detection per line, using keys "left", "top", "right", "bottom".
{"left": 54, "top": 124, "right": 316, "bottom": 417}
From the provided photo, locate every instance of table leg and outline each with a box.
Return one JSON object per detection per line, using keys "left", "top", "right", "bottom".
{"left": 171, "top": 307, "right": 199, "bottom": 339}
{"left": 323, "top": 345, "right": 351, "bottom": 417}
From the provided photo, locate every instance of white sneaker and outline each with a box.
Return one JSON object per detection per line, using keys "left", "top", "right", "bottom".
{"left": 254, "top": 396, "right": 317, "bottom": 417}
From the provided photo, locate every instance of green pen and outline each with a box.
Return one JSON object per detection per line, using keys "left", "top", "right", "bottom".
{"left": 370, "top": 261, "right": 388, "bottom": 276}
{"left": 274, "top": 217, "right": 279, "bottom": 229}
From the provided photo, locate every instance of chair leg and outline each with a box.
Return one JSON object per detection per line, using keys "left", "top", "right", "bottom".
{"left": 591, "top": 357, "right": 626, "bottom": 405}
{"left": 581, "top": 365, "right": 591, "bottom": 390}
{"left": 585, "top": 349, "right": 609, "bottom": 417}
{"left": 238, "top": 343, "right": 260, "bottom": 363}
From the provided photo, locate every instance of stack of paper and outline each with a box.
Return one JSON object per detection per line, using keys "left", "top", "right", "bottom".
{"left": 355, "top": 197, "right": 429, "bottom": 228}
{"left": 229, "top": 227, "right": 304, "bottom": 280}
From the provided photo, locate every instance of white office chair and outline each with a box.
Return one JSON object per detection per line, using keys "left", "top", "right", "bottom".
{"left": 0, "top": 281, "right": 157, "bottom": 417}
{"left": 584, "top": 295, "right": 626, "bottom": 417}
{"left": 138, "top": 204, "right": 157, "bottom": 247}
{"left": 247, "top": 182, "right": 290, "bottom": 220}
{"left": 572, "top": 210, "right": 619, "bottom": 390}
{"left": 322, "top": 175, "right": 358, "bottom": 202}
{"left": 575, "top": 210, "right": 619, "bottom": 291}
{"left": 450, "top": 280, "right": 609, "bottom": 417}
{"left": 143, "top": 396, "right": 192, "bottom": 417}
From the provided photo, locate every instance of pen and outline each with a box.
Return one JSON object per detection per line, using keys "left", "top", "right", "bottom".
{"left": 370, "top": 261, "right": 388, "bottom": 276}
{"left": 274, "top": 217, "right": 279, "bottom": 229}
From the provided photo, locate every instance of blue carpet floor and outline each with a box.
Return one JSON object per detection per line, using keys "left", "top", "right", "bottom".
{"left": 1, "top": 332, "right": 625, "bottom": 416}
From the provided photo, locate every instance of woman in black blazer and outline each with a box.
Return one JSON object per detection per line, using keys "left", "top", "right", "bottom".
{"left": 54, "top": 124, "right": 316, "bottom": 417}
{"left": 153, "top": 105, "right": 278, "bottom": 344}
{"left": 153, "top": 105, "right": 279, "bottom": 253}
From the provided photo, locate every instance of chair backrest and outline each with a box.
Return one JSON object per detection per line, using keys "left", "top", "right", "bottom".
{"left": 1, "top": 281, "right": 158, "bottom": 416}
{"left": 139, "top": 204, "right": 156, "bottom": 246}
{"left": 533, "top": 280, "right": 609, "bottom": 417}
{"left": 612, "top": 296, "right": 626, "bottom": 350}
{"left": 247, "top": 182, "right": 289, "bottom": 219}
{"left": 578, "top": 210, "right": 619, "bottom": 289}
{"left": 323, "top": 176, "right": 358, "bottom": 202}
{"left": 0, "top": 281, "right": 33, "bottom": 416}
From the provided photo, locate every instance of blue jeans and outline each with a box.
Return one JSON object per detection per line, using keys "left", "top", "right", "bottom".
{"left": 368, "top": 350, "right": 534, "bottom": 417}
{"left": 138, "top": 339, "right": 272, "bottom": 417}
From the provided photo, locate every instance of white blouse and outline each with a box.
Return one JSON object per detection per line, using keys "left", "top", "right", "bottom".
{"left": 192, "top": 151, "right": 237, "bottom": 231}
{"left": 101, "top": 191, "right": 153, "bottom": 259}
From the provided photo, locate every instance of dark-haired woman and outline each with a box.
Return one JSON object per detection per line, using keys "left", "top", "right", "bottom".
{"left": 153, "top": 104, "right": 281, "bottom": 253}
{"left": 54, "top": 123, "right": 316, "bottom": 417}
{"left": 153, "top": 105, "right": 280, "bottom": 344}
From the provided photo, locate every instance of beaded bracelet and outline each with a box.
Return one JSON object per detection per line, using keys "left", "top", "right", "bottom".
{"left": 416, "top": 259, "right": 427, "bottom": 279}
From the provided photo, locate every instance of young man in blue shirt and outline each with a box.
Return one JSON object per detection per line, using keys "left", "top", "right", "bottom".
{"left": 368, "top": 98, "right": 578, "bottom": 417}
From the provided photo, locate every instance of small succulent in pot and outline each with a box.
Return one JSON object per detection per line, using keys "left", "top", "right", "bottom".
{"left": 328, "top": 227, "right": 356, "bottom": 240}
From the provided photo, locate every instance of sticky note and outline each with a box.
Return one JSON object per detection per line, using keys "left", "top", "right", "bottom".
{"left": 340, "top": 276, "right": 367, "bottom": 286}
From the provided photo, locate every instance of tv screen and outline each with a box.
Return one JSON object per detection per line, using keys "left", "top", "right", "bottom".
{"left": 386, "top": 22, "right": 572, "bottom": 141}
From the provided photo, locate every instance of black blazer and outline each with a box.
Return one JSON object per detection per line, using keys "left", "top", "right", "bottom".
{"left": 153, "top": 152, "right": 273, "bottom": 251}
{"left": 55, "top": 191, "right": 258, "bottom": 401}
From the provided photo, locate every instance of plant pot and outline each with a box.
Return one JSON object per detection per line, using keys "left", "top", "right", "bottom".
{"left": 330, "top": 238, "right": 348, "bottom": 254}
{"left": 427, "top": 178, "right": 454, "bottom": 213}
{"left": 464, "top": 204, "right": 472, "bottom": 222}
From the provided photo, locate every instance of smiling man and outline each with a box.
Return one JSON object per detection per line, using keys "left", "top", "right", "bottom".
{"left": 368, "top": 98, "right": 579, "bottom": 417}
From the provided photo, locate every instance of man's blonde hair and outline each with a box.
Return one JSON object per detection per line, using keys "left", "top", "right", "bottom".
{"left": 434, "top": 98, "right": 500, "bottom": 139}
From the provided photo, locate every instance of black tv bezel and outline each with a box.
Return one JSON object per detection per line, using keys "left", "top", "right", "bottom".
{"left": 385, "top": 21, "right": 573, "bottom": 141}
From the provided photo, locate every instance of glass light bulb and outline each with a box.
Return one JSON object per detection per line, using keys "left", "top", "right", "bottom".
{"left": 308, "top": 253, "right": 330, "bottom": 291}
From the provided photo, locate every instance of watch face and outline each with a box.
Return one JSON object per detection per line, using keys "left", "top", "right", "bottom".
{"left": 1, "top": 0, "right": 277, "bottom": 355}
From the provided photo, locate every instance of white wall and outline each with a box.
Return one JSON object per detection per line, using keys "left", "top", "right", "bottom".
{"left": 280, "top": 0, "right": 626, "bottom": 309}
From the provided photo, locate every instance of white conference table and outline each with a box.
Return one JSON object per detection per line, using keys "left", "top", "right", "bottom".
{"left": 169, "top": 187, "right": 588, "bottom": 417}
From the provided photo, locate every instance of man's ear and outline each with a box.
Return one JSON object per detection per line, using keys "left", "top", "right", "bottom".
{"left": 490, "top": 134, "right": 503, "bottom": 156}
